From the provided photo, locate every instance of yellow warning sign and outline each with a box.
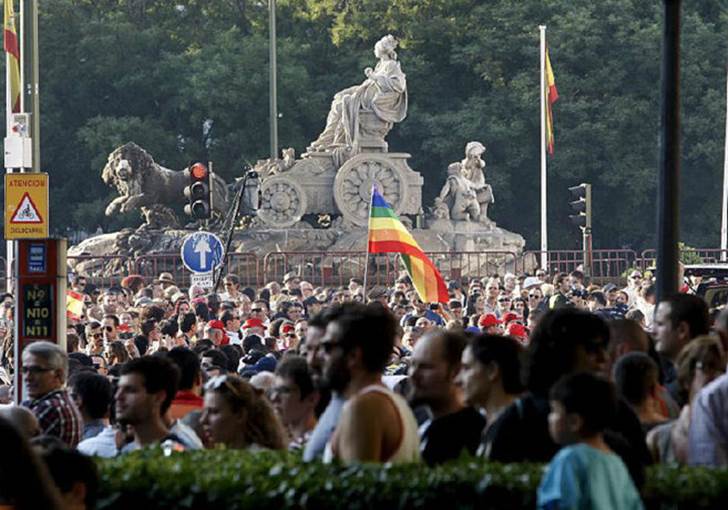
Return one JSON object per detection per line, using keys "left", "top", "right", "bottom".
{"left": 4, "top": 173, "right": 49, "bottom": 239}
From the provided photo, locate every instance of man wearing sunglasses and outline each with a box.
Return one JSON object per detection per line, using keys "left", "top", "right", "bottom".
{"left": 85, "top": 321, "right": 104, "bottom": 356}
{"left": 21, "top": 341, "right": 82, "bottom": 447}
{"left": 102, "top": 314, "right": 120, "bottom": 343}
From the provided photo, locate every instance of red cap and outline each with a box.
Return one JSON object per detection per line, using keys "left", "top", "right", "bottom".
{"left": 207, "top": 320, "right": 229, "bottom": 345}
{"left": 507, "top": 322, "right": 528, "bottom": 340}
{"left": 243, "top": 318, "right": 264, "bottom": 330}
{"left": 478, "top": 314, "right": 501, "bottom": 328}
{"left": 280, "top": 323, "right": 295, "bottom": 334}
{"left": 502, "top": 312, "right": 519, "bottom": 324}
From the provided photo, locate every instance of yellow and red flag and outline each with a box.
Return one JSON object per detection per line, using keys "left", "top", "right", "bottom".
{"left": 545, "top": 48, "right": 558, "bottom": 155}
{"left": 67, "top": 290, "right": 85, "bottom": 319}
{"left": 4, "top": 0, "right": 20, "bottom": 114}
{"left": 368, "top": 187, "right": 449, "bottom": 303}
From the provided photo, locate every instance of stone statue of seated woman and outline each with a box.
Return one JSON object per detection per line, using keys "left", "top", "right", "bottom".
{"left": 307, "top": 34, "right": 408, "bottom": 157}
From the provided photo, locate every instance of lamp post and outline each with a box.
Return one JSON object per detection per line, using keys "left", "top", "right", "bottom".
{"left": 269, "top": 0, "right": 278, "bottom": 161}
{"left": 656, "top": 0, "right": 681, "bottom": 301}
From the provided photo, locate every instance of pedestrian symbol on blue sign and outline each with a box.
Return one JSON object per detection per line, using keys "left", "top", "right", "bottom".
{"left": 181, "top": 231, "right": 224, "bottom": 273}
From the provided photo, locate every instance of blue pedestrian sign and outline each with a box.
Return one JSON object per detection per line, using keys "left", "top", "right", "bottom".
{"left": 181, "top": 231, "right": 224, "bottom": 273}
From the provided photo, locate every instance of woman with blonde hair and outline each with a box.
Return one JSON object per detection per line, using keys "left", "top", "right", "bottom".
{"left": 200, "top": 374, "right": 286, "bottom": 450}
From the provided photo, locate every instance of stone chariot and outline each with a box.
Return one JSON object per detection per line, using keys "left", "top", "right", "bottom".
{"left": 256, "top": 149, "right": 423, "bottom": 229}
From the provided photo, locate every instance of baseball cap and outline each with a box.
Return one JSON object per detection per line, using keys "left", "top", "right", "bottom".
{"left": 242, "top": 318, "right": 265, "bottom": 330}
{"left": 522, "top": 276, "right": 542, "bottom": 289}
{"left": 502, "top": 312, "right": 519, "bottom": 324}
{"left": 478, "top": 314, "right": 501, "bottom": 328}
{"left": 506, "top": 322, "right": 528, "bottom": 340}
{"left": 603, "top": 283, "right": 618, "bottom": 293}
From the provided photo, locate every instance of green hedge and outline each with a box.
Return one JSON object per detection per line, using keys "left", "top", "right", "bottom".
{"left": 96, "top": 449, "right": 728, "bottom": 510}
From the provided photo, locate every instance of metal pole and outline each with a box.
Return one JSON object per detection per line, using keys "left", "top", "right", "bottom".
{"left": 6, "top": 0, "right": 18, "bottom": 293}
{"left": 721, "top": 63, "right": 728, "bottom": 260}
{"left": 582, "top": 228, "right": 593, "bottom": 279}
{"left": 269, "top": 0, "right": 278, "bottom": 160}
{"left": 22, "top": 0, "right": 38, "bottom": 171}
{"left": 539, "top": 26, "right": 548, "bottom": 271}
{"left": 656, "top": 0, "right": 681, "bottom": 301}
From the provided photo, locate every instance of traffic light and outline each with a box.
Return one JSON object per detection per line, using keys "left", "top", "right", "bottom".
{"left": 184, "top": 162, "right": 211, "bottom": 220}
{"left": 568, "top": 183, "right": 592, "bottom": 229}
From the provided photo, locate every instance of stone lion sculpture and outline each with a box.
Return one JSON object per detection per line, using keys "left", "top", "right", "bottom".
{"left": 102, "top": 142, "right": 229, "bottom": 218}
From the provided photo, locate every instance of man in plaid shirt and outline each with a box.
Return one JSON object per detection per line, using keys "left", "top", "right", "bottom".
{"left": 21, "top": 341, "right": 82, "bottom": 447}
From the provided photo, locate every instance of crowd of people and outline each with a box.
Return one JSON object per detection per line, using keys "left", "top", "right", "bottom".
{"left": 1, "top": 266, "right": 727, "bottom": 509}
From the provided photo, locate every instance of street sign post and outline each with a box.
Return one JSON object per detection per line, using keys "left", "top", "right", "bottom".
{"left": 4, "top": 172, "right": 48, "bottom": 239}
{"left": 14, "top": 238, "right": 67, "bottom": 403}
{"left": 181, "top": 231, "right": 224, "bottom": 273}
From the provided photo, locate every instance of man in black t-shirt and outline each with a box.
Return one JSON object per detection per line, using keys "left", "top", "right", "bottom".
{"left": 409, "top": 331, "right": 485, "bottom": 465}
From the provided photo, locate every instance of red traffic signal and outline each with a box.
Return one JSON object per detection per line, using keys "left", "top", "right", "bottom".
{"left": 184, "top": 162, "right": 211, "bottom": 220}
{"left": 190, "top": 162, "right": 208, "bottom": 180}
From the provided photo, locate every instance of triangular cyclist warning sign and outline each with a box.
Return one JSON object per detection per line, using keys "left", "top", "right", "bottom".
{"left": 10, "top": 192, "right": 44, "bottom": 224}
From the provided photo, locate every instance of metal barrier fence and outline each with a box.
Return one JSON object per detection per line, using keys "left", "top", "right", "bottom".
{"left": 63, "top": 248, "right": 728, "bottom": 291}
{"left": 522, "top": 249, "right": 639, "bottom": 284}
{"left": 640, "top": 249, "right": 728, "bottom": 270}
{"left": 262, "top": 251, "right": 522, "bottom": 288}
{"left": 134, "top": 253, "right": 260, "bottom": 288}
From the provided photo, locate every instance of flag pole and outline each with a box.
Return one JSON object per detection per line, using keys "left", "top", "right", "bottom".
{"left": 6, "top": 4, "right": 13, "bottom": 293}
{"left": 539, "top": 25, "right": 548, "bottom": 271}
{"left": 721, "top": 63, "right": 728, "bottom": 260}
{"left": 362, "top": 184, "right": 377, "bottom": 302}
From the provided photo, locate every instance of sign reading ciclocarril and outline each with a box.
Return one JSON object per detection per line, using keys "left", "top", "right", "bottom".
{"left": 181, "top": 231, "right": 224, "bottom": 273}
{"left": 4, "top": 172, "right": 49, "bottom": 239}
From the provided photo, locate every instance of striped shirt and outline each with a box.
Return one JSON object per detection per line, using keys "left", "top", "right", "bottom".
{"left": 23, "top": 389, "right": 82, "bottom": 447}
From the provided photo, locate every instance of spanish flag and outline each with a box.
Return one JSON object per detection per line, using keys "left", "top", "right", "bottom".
{"left": 368, "top": 187, "right": 448, "bottom": 303}
{"left": 545, "top": 48, "right": 558, "bottom": 155}
{"left": 67, "top": 290, "right": 85, "bottom": 319}
{"left": 4, "top": 0, "right": 20, "bottom": 113}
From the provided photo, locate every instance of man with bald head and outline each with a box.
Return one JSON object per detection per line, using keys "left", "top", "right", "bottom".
{"left": 409, "top": 330, "right": 485, "bottom": 465}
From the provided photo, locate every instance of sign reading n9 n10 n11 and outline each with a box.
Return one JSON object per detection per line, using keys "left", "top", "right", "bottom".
{"left": 4, "top": 172, "right": 49, "bottom": 239}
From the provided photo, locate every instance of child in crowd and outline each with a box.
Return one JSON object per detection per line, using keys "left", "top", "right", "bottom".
{"left": 538, "top": 372, "right": 643, "bottom": 510}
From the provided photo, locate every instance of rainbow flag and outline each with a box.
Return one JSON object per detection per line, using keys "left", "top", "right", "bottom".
{"left": 367, "top": 187, "right": 448, "bottom": 303}
{"left": 4, "top": 0, "right": 20, "bottom": 113}
{"left": 545, "top": 47, "right": 558, "bottom": 155}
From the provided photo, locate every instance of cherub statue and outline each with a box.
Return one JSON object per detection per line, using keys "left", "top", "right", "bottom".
{"left": 438, "top": 162, "right": 481, "bottom": 221}
{"left": 460, "top": 141, "right": 494, "bottom": 224}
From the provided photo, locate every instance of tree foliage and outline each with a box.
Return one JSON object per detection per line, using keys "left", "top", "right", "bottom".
{"left": 6, "top": 0, "right": 727, "bottom": 248}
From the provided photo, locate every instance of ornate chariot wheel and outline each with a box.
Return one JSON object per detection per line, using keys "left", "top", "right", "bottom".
{"left": 333, "top": 154, "right": 409, "bottom": 227}
{"left": 257, "top": 176, "right": 308, "bottom": 228}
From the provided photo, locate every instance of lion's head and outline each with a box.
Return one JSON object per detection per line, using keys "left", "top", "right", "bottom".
{"left": 101, "top": 142, "right": 156, "bottom": 196}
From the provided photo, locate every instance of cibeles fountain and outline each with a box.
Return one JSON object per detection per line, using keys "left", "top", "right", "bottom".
{"left": 69, "top": 35, "right": 525, "bottom": 277}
